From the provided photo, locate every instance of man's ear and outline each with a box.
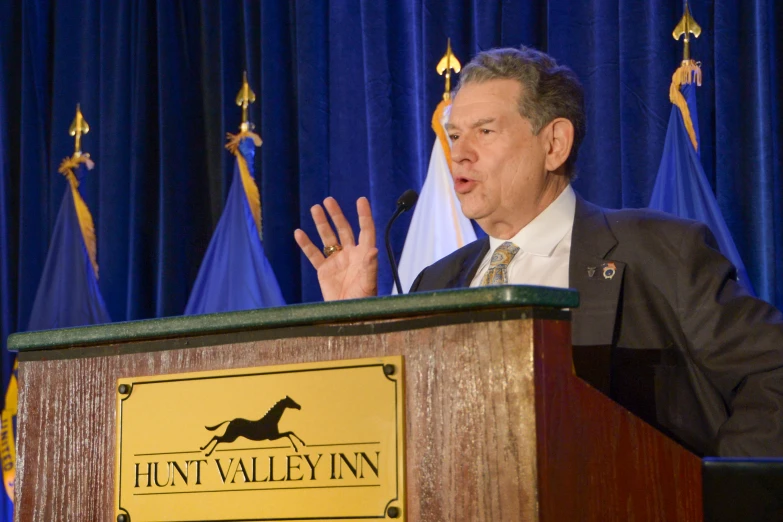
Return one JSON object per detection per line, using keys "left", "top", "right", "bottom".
{"left": 544, "top": 118, "right": 574, "bottom": 173}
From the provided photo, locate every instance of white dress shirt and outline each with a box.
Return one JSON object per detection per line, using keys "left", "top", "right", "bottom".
{"left": 470, "top": 185, "right": 576, "bottom": 289}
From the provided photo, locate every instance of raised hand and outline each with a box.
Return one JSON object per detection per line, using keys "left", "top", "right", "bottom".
{"left": 294, "top": 197, "right": 378, "bottom": 301}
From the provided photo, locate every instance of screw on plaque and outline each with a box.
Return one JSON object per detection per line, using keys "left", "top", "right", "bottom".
{"left": 387, "top": 506, "right": 400, "bottom": 518}
{"left": 117, "top": 514, "right": 129, "bottom": 522}
{"left": 118, "top": 384, "right": 130, "bottom": 394}
{"left": 383, "top": 364, "right": 395, "bottom": 376}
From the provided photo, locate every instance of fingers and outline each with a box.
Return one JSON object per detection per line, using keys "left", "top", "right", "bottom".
{"left": 294, "top": 229, "right": 324, "bottom": 269}
{"left": 323, "top": 197, "right": 356, "bottom": 247}
{"left": 310, "top": 203, "right": 340, "bottom": 249}
{"left": 356, "top": 197, "right": 376, "bottom": 248}
{"left": 299, "top": 197, "right": 373, "bottom": 263}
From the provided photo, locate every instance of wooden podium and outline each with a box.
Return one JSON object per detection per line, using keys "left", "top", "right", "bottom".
{"left": 9, "top": 286, "right": 702, "bottom": 521}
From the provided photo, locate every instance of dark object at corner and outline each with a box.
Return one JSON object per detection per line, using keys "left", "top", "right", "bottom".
{"left": 703, "top": 458, "right": 783, "bottom": 522}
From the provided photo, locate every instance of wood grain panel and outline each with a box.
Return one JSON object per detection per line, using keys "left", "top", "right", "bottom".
{"left": 534, "top": 319, "right": 703, "bottom": 522}
{"left": 17, "top": 317, "right": 540, "bottom": 522}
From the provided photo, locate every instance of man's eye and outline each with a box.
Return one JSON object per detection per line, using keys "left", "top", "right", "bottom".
{"left": 480, "top": 128, "right": 493, "bottom": 135}
{"left": 449, "top": 134, "right": 459, "bottom": 141}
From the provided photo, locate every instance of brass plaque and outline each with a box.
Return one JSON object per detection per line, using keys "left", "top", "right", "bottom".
{"left": 115, "top": 357, "right": 405, "bottom": 521}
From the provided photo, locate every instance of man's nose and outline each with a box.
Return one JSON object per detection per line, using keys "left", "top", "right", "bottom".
{"left": 451, "top": 136, "right": 477, "bottom": 164}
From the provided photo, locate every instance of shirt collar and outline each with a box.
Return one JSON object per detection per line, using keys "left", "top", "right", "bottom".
{"left": 488, "top": 184, "right": 576, "bottom": 257}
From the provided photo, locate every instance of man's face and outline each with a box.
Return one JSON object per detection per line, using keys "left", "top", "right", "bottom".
{"left": 447, "top": 79, "right": 551, "bottom": 237}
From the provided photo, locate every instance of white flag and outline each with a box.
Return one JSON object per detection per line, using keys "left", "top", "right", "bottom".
{"left": 395, "top": 100, "right": 477, "bottom": 294}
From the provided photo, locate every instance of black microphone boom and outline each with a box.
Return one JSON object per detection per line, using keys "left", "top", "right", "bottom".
{"left": 385, "top": 189, "right": 419, "bottom": 295}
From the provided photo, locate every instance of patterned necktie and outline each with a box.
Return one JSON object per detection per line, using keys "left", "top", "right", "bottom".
{"left": 481, "top": 241, "right": 520, "bottom": 286}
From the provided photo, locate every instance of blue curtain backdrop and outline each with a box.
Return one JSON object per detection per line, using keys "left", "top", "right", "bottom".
{"left": 1, "top": 0, "right": 782, "bottom": 382}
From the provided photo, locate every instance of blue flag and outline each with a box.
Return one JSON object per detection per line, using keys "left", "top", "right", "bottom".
{"left": 185, "top": 135, "right": 285, "bottom": 314}
{"left": 649, "top": 71, "right": 754, "bottom": 294}
{"left": 27, "top": 156, "right": 111, "bottom": 331}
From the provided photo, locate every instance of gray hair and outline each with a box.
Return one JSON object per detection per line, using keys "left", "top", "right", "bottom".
{"left": 456, "top": 46, "right": 586, "bottom": 179}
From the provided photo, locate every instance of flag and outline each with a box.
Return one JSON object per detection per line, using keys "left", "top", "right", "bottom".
{"left": 0, "top": 361, "right": 15, "bottom": 520}
{"left": 27, "top": 153, "right": 112, "bottom": 330}
{"left": 184, "top": 131, "right": 285, "bottom": 314}
{"left": 395, "top": 99, "right": 477, "bottom": 293}
{"left": 648, "top": 60, "right": 754, "bottom": 294}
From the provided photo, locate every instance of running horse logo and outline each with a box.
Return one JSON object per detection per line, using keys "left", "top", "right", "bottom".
{"left": 200, "top": 396, "right": 306, "bottom": 457}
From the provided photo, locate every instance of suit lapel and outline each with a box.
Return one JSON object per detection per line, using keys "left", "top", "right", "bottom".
{"left": 451, "top": 238, "right": 490, "bottom": 288}
{"left": 570, "top": 195, "right": 625, "bottom": 346}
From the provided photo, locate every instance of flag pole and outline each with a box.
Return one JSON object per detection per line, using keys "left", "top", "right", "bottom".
{"left": 59, "top": 105, "right": 98, "bottom": 277}
{"left": 226, "top": 72, "right": 263, "bottom": 238}
{"left": 670, "top": 1, "right": 702, "bottom": 151}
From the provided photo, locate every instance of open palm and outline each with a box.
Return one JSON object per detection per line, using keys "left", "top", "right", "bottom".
{"left": 294, "top": 197, "right": 378, "bottom": 301}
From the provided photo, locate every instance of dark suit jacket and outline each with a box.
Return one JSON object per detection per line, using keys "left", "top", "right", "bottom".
{"left": 409, "top": 195, "right": 783, "bottom": 457}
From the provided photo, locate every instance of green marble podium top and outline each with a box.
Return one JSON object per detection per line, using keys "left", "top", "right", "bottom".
{"left": 9, "top": 285, "right": 578, "bottom": 352}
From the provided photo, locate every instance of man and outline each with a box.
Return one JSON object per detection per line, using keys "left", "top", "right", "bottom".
{"left": 294, "top": 47, "right": 783, "bottom": 457}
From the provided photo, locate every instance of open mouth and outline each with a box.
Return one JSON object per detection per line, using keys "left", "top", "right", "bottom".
{"left": 453, "top": 176, "right": 476, "bottom": 193}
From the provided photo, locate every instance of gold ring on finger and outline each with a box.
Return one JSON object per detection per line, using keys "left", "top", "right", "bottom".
{"left": 323, "top": 244, "right": 343, "bottom": 257}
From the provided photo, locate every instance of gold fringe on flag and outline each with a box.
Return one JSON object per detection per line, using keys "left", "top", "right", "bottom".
{"left": 58, "top": 154, "right": 99, "bottom": 278}
{"left": 226, "top": 130, "right": 264, "bottom": 238}
{"left": 431, "top": 99, "right": 465, "bottom": 248}
{"left": 669, "top": 60, "right": 703, "bottom": 152}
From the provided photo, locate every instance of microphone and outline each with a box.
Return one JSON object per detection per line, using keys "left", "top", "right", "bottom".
{"left": 385, "top": 189, "right": 419, "bottom": 295}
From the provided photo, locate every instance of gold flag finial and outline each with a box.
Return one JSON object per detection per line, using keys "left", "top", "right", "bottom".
{"left": 68, "top": 104, "right": 90, "bottom": 156}
{"left": 672, "top": 1, "right": 702, "bottom": 62}
{"left": 436, "top": 38, "right": 461, "bottom": 101}
{"left": 235, "top": 71, "right": 257, "bottom": 132}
